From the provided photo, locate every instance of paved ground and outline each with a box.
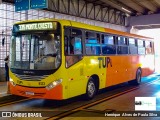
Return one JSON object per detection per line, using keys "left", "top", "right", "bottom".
{"left": 0, "top": 82, "right": 8, "bottom": 97}
{"left": 0, "top": 74, "right": 160, "bottom": 120}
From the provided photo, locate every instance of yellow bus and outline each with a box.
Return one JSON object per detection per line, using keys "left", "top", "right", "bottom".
{"left": 9, "top": 19, "right": 154, "bottom": 100}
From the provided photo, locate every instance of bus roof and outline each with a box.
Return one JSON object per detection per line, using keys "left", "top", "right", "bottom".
{"left": 14, "top": 19, "right": 153, "bottom": 41}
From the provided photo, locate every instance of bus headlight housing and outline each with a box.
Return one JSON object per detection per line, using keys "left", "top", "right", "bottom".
{"left": 10, "top": 78, "right": 16, "bottom": 86}
{"left": 46, "top": 79, "right": 62, "bottom": 90}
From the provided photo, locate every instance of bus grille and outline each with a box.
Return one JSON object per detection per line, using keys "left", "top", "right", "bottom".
{"left": 15, "top": 74, "right": 48, "bottom": 81}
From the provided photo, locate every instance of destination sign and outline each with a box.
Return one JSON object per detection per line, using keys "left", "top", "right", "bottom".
{"left": 18, "top": 22, "right": 54, "bottom": 31}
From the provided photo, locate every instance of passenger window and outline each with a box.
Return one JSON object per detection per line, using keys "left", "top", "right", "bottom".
{"left": 65, "top": 29, "right": 82, "bottom": 55}
{"left": 145, "top": 41, "right": 152, "bottom": 54}
{"left": 129, "top": 38, "right": 138, "bottom": 54}
{"left": 85, "top": 32, "right": 101, "bottom": 55}
{"left": 117, "top": 36, "right": 128, "bottom": 54}
{"left": 138, "top": 40, "right": 144, "bottom": 47}
{"left": 129, "top": 38, "right": 135, "bottom": 45}
{"left": 101, "top": 34, "right": 116, "bottom": 55}
{"left": 103, "top": 35, "right": 114, "bottom": 45}
{"left": 138, "top": 40, "right": 145, "bottom": 55}
{"left": 64, "top": 28, "right": 83, "bottom": 68}
{"left": 118, "top": 36, "right": 127, "bottom": 45}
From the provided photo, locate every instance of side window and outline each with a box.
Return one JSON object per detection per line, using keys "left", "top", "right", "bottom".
{"left": 64, "top": 27, "right": 83, "bottom": 68}
{"left": 85, "top": 32, "right": 101, "bottom": 55}
{"left": 101, "top": 34, "right": 116, "bottom": 54}
{"left": 129, "top": 38, "right": 138, "bottom": 54}
{"left": 145, "top": 41, "right": 152, "bottom": 54}
{"left": 118, "top": 36, "right": 127, "bottom": 45}
{"left": 65, "top": 29, "right": 82, "bottom": 55}
{"left": 117, "top": 36, "right": 128, "bottom": 54}
{"left": 151, "top": 42, "right": 154, "bottom": 54}
{"left": 138, "top": 40, "right": 144, "bottom": 47}
{"left": 138, "top": 39, "right": 145, "bottom": 55}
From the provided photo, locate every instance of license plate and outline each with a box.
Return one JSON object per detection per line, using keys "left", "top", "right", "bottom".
{"left": 25, "top": 91, "right": 34, "bottom": 95}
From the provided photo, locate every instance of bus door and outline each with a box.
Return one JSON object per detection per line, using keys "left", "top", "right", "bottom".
{"left": 65, "top": 28, "right": 84, "bottom": 97}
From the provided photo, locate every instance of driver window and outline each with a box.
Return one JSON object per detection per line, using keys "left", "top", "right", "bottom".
{"left": 34, "top": 33, "right": 61, "bottom": 69}
{"left": 40, "top": 34, "right": 57, "bottom": 56}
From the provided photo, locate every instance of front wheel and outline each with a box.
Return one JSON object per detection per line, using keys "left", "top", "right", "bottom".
{"left": 85, "top": 78, "right": 97, "bottom": 100}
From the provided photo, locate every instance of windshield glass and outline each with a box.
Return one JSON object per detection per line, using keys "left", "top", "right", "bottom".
{"left": 10, "top": 31, "right": 61, "bottom": 70}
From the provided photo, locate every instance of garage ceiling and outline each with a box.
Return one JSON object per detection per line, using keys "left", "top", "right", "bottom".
{"left": 3, "top": 0, "right": 160, "bottom": 17}
{"left": 84, "top": 0, "right": 160, "bottom": 16}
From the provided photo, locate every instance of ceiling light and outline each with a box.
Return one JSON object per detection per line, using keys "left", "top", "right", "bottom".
{"left": 122, "top": 7, "right": 131, "bottom": 13}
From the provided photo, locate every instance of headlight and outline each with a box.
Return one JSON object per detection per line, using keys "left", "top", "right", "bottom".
{"left": 9, "top": 78, "right": 13, "bottom": 81}
{"left": 46, "top": 79, "right": 62, "bottom": 90}
{"left": 10, "top": 78, "right": 16, "bottom": 86}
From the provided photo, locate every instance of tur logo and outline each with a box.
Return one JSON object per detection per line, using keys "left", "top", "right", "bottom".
{"left": 98, "top": 57, "right": 112, "bottom": 68}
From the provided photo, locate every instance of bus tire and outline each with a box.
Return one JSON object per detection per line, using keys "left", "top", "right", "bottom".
{"left": 128, "top": 68, "right": 142, "bottom": 85}
{"left": 129, "top": 68, "right": 142, "bottom": 85}
{"left": 85, "top": 78, "right": 97, "bottom": 100}
{"left": 135, "top": 68, "right": 142, "bottom": 85}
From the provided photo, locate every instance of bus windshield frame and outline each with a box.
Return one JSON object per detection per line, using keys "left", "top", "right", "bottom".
{"left": 10, "top": 22, "right": 61, "bottom": 73}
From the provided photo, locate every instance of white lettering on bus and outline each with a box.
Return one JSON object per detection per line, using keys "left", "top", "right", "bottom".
{"left": 19, "top": 22, "right": 53, "bottom": 31}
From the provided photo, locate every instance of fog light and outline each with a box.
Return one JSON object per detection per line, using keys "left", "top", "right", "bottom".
{"left": 46, "top": 79, "right": 62, "bottom": 90}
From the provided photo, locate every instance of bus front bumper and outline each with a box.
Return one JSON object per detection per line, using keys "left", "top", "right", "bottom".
{"left": 8, "top": 82, "right": 63, "bottom": 100}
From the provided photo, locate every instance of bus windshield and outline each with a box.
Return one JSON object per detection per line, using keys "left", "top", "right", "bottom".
{"left": 10, "top": 31, "right": 61, "bottom": 70}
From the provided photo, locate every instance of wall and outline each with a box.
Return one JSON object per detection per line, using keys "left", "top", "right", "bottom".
{"left": 0, "top": 68, "right": 5, "bottom": 81}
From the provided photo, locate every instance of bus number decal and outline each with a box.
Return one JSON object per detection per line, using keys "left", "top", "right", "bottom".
{"left": 98, "top": 57, "right": 112, "bottom": 68}
{"left": 39, "top": 82, "right": 45, "bottom": 86}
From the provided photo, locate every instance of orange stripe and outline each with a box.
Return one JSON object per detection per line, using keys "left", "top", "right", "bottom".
{"left": 104, "top": 28, "right": 153, "bottom": 40}
{"left": 9, "top": 83, "right": 63, "bottom": 100}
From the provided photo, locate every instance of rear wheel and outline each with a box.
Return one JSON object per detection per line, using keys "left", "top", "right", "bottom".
{"left": 128, "top": 68, "right": 142, "bottom": 85}
{"left": 85, "top": 78, "right": 97, "bottom": 100}
{"left": 135, "top": 69, "right": 142, "bottom": 85}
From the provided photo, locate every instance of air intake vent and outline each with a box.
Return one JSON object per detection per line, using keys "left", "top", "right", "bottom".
{"left": 15, "top": 74, "right": 48, "bottom": 81}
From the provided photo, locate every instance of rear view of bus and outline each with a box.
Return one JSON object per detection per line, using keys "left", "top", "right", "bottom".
{"left": 9, "top": 21, "right": 64, "bottom": 100}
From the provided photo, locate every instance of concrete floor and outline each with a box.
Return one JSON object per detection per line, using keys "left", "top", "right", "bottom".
{"left": 0, "top": 82, "right": 7, "bottom": 97}
{"left": 58, "top": 76, "right": 160, "bottom": 120}
{"left": 0, "top": 74, "right": 160, "bottom": 120}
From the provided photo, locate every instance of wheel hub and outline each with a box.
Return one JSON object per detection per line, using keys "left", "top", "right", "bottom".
{"left": 88, "top": 81, "right": 95, "bottom": 97}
